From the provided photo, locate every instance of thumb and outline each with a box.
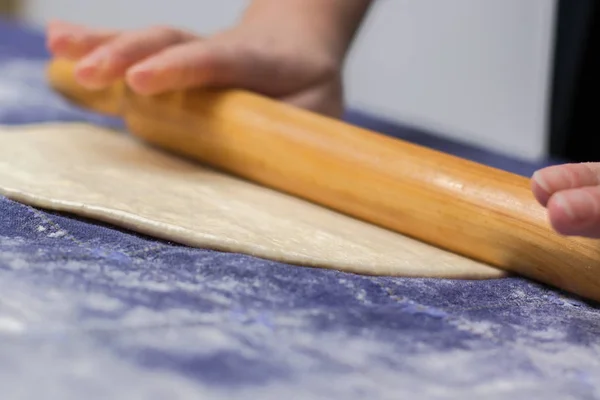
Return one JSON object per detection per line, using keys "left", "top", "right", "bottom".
{"left": 125, "top": 36, "right": 267, "bottom": 95}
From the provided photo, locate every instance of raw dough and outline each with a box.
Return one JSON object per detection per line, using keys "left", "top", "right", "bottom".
{"left": 0, "top": 123, "right": 505, "bottom": 279}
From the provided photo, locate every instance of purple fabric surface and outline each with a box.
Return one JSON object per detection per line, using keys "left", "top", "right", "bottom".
{"left": 0, "top": 18, "right": 599, "bottom": 400}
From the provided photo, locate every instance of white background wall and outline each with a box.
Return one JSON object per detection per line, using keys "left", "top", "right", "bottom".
{"left": 21, "top": 0, "right": 556, "bottom": 161}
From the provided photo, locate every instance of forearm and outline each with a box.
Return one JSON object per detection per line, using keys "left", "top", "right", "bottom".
{"left": 240, "top": 0, "right": 373, "bottom": 62}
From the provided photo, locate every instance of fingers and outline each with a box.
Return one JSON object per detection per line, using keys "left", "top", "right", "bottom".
{"left": 125, "top": 39, "right": 248, "bottom": 95}
{"left": 531, "top": 162, "right": 600, "bottom": 237}
{"left": 47, "top": 22, "right": 270, "bottom": 96}
{"left": 547, "top": 185, "right": 600, "bottom": 238}
{"left": 47, "top": 20, "right": 119, "bottom": 60}
{"left": 531, "top": 163, "right": 600, "bottom": 206}
{"left": 47, "top": 22, "right": 240, "bottom": 94}
{"left": 46, "top": 22, "right": 342, "bottom": 115}
{"left": 74, "top": 26, "right": 195, "bottom": 89}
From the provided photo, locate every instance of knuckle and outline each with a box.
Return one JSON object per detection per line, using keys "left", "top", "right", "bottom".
{"left": 315, "top": 54, "right": 341, "bottom": 80}
{"left": 148, "top": 25, "right": 182, "bottom": 40}
{"left": 101, "top": 42, "right": 129, "bottom": 63}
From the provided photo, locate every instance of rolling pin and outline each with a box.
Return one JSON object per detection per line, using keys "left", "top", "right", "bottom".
{"left": 47, "top": 57, "right": 600, "bottom": 302}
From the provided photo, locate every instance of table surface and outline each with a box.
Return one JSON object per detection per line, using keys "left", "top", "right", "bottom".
{"left": 1, "top": 18, "right": 599, "bottom": 400}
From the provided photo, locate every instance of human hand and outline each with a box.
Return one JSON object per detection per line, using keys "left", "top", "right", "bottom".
{"left": 532, "top": 163, "right": 600, "bottom": 238}
{"left": 46, "top": 19, "right": 344, "bottom": 117}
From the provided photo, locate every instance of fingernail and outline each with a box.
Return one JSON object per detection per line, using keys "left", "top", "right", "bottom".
{"left": 127, "top": 64, "right": 156, "bottom": 93}
{"left": 553, "top": 190, "right": 597, "bottom": 223}
{"left": 533, "top": 167, "right": 571, "bottom": 195}
{"left": 77, "top": 49, "right": 109, "bottom": 73}
{"left": 49, "top": 33, "right": 76, "bottom": 53}
{"left": 128, "top": 63, "right": 153, "bottom": 79}
{"left": 532, "top": 170, "right": 551, "bottom": 194}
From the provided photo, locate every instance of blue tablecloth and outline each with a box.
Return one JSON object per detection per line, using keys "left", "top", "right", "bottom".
{"left": 1, "top": 18, "right": 599, "bottom": 400}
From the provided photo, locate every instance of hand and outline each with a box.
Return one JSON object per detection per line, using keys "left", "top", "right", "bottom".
{"left": 532, "top": 163, "right": 600, "bottom": 238}
{"left": 46, "top": 20, "right": 344, "bottom": 117}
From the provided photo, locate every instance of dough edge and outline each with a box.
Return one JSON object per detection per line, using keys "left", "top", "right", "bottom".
{"left": 0, "top": 186, "right": 507, "bottom": 280}
{"left": 0, "top": 122, "right": 508, "bottom": 280}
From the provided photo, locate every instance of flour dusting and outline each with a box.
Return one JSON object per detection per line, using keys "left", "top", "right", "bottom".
{"left": 0, "top": 58, "right": 120, "bottom": 126}
{"left": 0, "top": 52, "right": 600, "bottom": 398}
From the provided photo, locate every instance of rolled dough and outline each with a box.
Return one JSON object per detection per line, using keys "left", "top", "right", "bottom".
{"left": 0, "top": 123, "right": 505, "bottom": 279}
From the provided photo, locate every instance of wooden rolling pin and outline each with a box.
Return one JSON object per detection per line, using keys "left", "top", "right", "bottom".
{"left": 47, "top": 57, "right": 600, "bottom": 302}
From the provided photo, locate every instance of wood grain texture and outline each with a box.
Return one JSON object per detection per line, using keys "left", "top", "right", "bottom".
{"left": 47, "top": 57, "right": 600, "bottom": 302}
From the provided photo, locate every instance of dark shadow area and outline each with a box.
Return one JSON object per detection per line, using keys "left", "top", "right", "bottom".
{"left": 549, "top": 0, "right": 600, "bottom": 161}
